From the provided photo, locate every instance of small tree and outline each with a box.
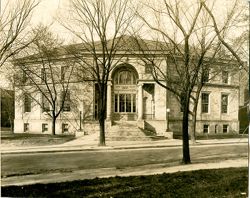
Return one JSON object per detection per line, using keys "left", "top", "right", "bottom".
{"left": 0, "top": 0, "right": 39, "bottom": 67}
{"left": 14, "top": 26, "right": 76, "bottom": 135}
{"left": 61, "top": 0, "right": 135, "bottom": 146}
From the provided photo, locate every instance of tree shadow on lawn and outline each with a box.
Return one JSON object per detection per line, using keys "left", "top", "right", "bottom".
{"left": 1, "top": 167, "right": 248, "bottom": 198}
{"left": 1, "top": 133, "right": 75, "bottom": 146}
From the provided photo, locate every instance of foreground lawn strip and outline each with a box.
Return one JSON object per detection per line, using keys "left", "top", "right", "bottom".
{"left": 2, "top": 167, "right": 248, "bottom": 197}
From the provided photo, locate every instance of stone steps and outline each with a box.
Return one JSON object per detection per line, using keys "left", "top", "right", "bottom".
{"left": 105, "top": 121, "right": 167, "bottom": 141}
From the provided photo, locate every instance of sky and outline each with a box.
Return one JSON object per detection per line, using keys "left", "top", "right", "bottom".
{"left": 0, "top": 0, "right": 248, "bottom": 89}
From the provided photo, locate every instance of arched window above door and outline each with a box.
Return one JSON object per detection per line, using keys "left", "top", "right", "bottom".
{"left": 114, "top": 70, "right": 136, "bottom": 85}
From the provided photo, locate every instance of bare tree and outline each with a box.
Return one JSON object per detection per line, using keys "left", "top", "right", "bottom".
{"left": 0, "top": 0, "right": 39, "bottom": 67}
{"left": 135, "top": 0, "right": 243, "bottom": 163}
{"left": 14, "top": 26, "right": 76, "bottom": 135}
{"left": 202, "top": 0, "right": 248, "bottom": 71}
{"left": 61, "top": 0, "right": 135, "bottom": 146}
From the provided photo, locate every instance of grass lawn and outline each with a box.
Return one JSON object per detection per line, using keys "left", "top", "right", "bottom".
{"left": 174, "top": 133, "right": 248, "bottom": 140}
{"left": 1, "top": 133, "right": 75, "bottom": 146}
{"left": 1, "top": 167, "right": 248, "bottom": 197}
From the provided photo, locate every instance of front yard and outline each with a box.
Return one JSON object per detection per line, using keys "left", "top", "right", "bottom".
{"left": 1, "top": 132, "right": 75, "bottom": 147}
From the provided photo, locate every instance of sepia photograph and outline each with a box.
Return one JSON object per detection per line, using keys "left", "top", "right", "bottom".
{"left": 0, "top": 0, "right": 249, "bottom": 197}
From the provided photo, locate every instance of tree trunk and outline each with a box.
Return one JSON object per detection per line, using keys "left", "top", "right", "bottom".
{"left": 190, "top": 115, "right": 197, "bottom": 144}
{"left": 190, "top": 102, "right": 198, "bottom": 144}
{"left": 99, "top": 117, "right": 106, "bottom": 146}
{"left": 182, "top": 97, "right": 191, "bottom": 164}
{"left": 52, "top": 114, "right": 56, "bottom": 135}
{"left": 97, "top": 84, "right": 107, "bottom": 146}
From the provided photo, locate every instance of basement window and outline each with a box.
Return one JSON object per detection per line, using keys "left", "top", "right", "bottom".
{"left": 62, "top": 123, "right": 69, "bottom": 133}
{"left": 223, "top": 124, "right": 228, "bottom": 133}
{"left": 203, "top": 124, "right": 209, "bottom": 134}
{"left": 42, "top": 123, "right": 48, "bottom": 133}
{"left": 24, "top": 123, "right": 29, "bottom": 132}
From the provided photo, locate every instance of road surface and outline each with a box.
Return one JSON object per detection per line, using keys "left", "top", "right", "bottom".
{"left": 1, "top": 143, "right": 247, "bottom": 178}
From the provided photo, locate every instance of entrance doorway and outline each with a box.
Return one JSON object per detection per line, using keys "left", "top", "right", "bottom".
{"left": 112, "top": 65, "right": 138, "bottom": 121}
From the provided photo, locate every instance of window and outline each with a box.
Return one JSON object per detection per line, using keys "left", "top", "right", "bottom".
{"left": 221, "top": 94, "right": 228, "bottom": 113}
{"left": 145, "top": 64, "right": 153, "bottom": 74}
{"left": 223, "top": 124, "right": 228, "bottom": 133}
{"left": 24, "top": 123, "right": 29, "bottom": 132}
{"left": 61, "top": 66, "right": 66, "bottom": 81}
{"left": 215, "top": 124, "right": 218, "bottom": 134}
{"left": 62, "top": 91, "right": 70, "bottom": 112}
{"left": 41, "top": 68, "right": 45, "bottom": 81}
{"left": 62, "top": 123, "right": 69, "bottom": 133}
{"left": 202, "top": 69, "right": 209, "bottom": 83}
{"left": 114, "top": 93, "right": 136, "bottom": 113}
{"left": 114, "top": 70, "right": 136, "bottom": 85}
{"left": 24, "top": 93, "right": 31, "bottom": 112}
{"left": 42, "top": 95, "right": 50, "bottom": 112}
{"left": 42, "top": 123, "right": 48, "bottom": 132}
{"left": 203, "top": 124, "right": 209, "bottom": 134}
{"left": 201, "top": 93, "right": 209, "bottom": 113}
{"left": 22, "top": 70, "right": 28, "bottom": 84}
{"left": 222, "top": 71, "right": 229, "bottom": 84}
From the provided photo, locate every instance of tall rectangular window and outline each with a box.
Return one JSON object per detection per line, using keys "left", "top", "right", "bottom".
{"left": 119, "top": 94, "right": 125, "bottom": 112}
{"left": 203, "top": 69, "right": 209, "bottom": 83}
{"left": 201, "top": 93, "right": 209, "bottom": 113}
{"left": 24, "top": 93, "right": 31, "bottom": 112}
{"left": 125, "top": 94, "right": 131, "bottom": 112}
{"left": 222, "top": 71, "right": 229, "bottom": 84}
{"left": 223, "top": 124, "right": 228, "bottom": 133}
{"left": 62, "top": 91, "right": 71, "bottom": 112}
{"left": 132, "top": 94, "right": 136, "bottom": 112}
{"left": 114, "top": 94, "right": 136, "bottom": 113}
{"left": 115, "top": 94, "right": 118, "bottom": 112}
{"left": 42, "top": 94, "right": 50, "bottom": 112}
{"left": 41, "top": 68, "right": 49, "bottom": 82}
{"left": 145, "top": 64, "right": 153, "bottom": 73}
{"left": 221, "top": 94, "right": 228, "bottom": 113}
{"left": 22, "top": 70, "right": 28, "bottom": 84}
{"left": 61, "top": 66, "right": 66, "bottom": 81}
{"left": 203, "top": 124, "right": 209, "bottom": 134}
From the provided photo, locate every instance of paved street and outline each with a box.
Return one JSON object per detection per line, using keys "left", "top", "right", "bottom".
{"left": 2, "top": 143, "right": 247, "bottom": 179}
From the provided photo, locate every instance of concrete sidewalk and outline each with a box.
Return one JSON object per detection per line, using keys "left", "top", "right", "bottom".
{"left": 1, "top": 158, "right": 248, "bottom": 187}
{"left": 1, "top": 133, "right": 248, "bottom": 154}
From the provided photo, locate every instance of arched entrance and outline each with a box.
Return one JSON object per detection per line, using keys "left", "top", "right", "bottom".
{"left": 112, "top": 65, "right": 138, "bottom": 121}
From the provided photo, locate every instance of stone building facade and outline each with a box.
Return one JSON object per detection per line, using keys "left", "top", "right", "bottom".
{"left": 14, "top": 38, "right": 240, "bottom": 138}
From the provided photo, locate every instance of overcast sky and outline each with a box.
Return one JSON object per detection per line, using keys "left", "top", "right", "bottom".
{"left": 0, "top": 0, "right": 247, "bottom": 88}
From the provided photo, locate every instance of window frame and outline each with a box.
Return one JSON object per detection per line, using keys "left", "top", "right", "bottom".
{"left": 42, "top": 94, "right": 50, "bottom": 112}
{"left": 62, "top": 123, "right": 69, "bottom": 133}
{"left": 145, "top": 64, "right": 153, "bottom": 74}
{"left": 114, "top": 93, "right": 136, "bottom": 113}
{"left": 201, "top": 92, "right": 209, "bottom": 113}
{"left": 62, "top": 90, "right": 71, "bottom": 112}
{"left": 222, "top": 71, "right": 229, "bottom": 84}
{"left": 24, "top": 123, "right": 29, "bottom": 132}
{"left": 202, "top": 69, "right": 209, "bottom": 83}
{"left": 203, "top": 124, "right": 209, "bottom": 134}
{"left": 42, "top": 123, "right": 48, "bottom": 133}
{"left": 221, "top": 94, "right": 229, "bottom": 114}
{"left": 114, "top": 70, "right": 136, "bottom": 85}
{"left": 24, "top": 93, "right": 31, "bottom": 113}
{"left": 223, "top": 124, "right": 228, "bottom": 133}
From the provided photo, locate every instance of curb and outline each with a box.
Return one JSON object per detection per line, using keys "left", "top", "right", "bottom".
{"left": 1, "top": 140, "right": 247, "bottom": 155}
